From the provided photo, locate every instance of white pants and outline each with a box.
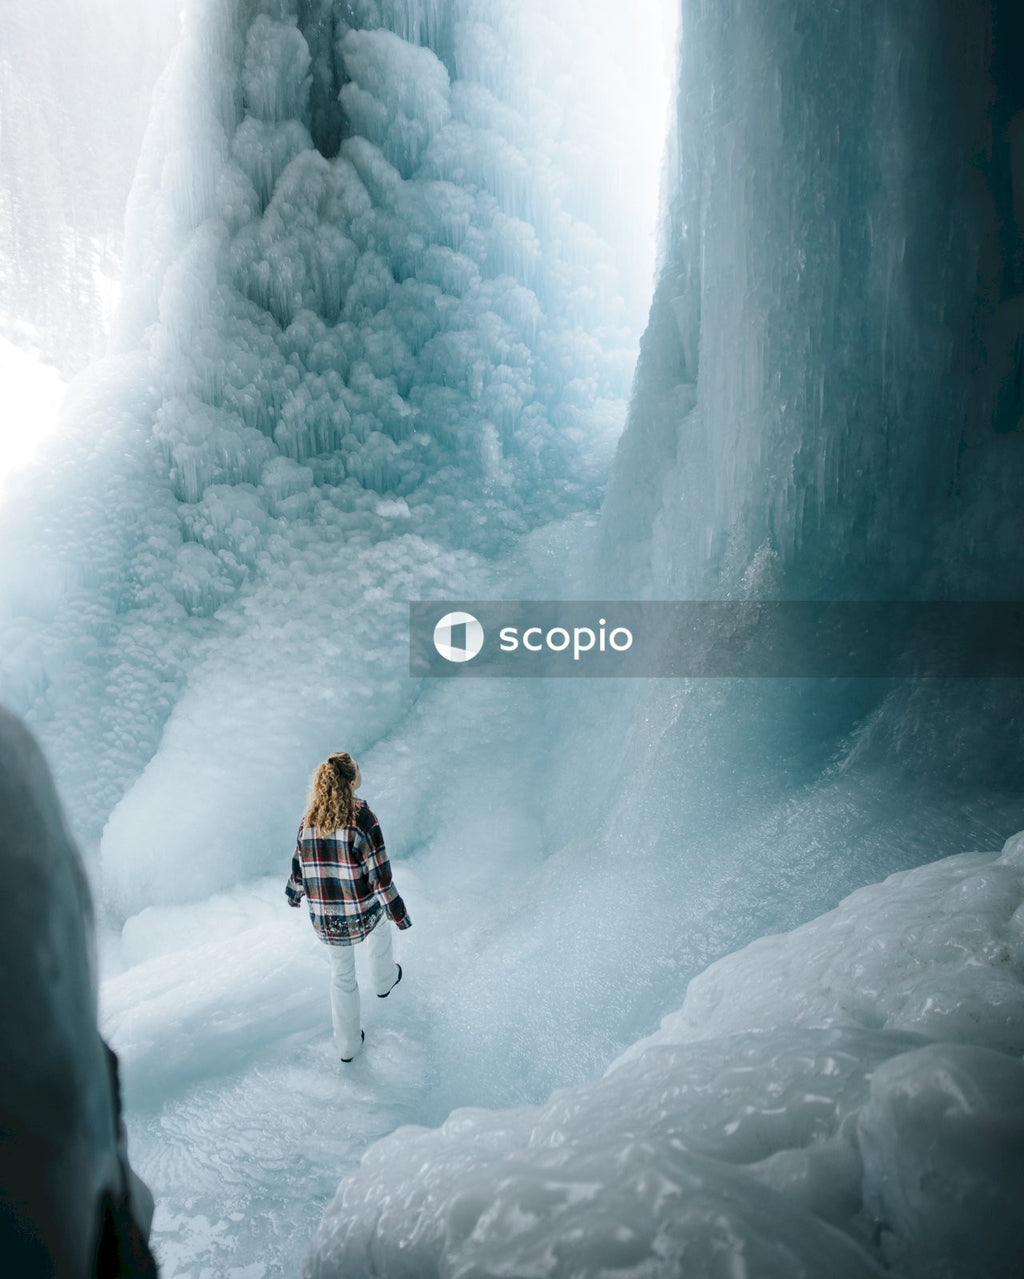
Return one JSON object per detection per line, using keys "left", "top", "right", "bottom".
{"left": 327, "top": 920, "right": 398, "bottom": 1059}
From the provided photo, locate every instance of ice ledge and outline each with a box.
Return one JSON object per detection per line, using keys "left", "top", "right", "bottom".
{"left": 305, "top": 832, "right": 1024, "bottom": 1278}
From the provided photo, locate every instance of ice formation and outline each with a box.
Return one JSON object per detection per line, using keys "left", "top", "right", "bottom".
{"left": 306, "top": 831, "right": 1024, "bottom": 1279}
{"left": 0, "top": 708, "right": 154, "bottom": 1275}
{"left": 581, "top": 0, "right": 1024, "bottom": 898}
{"left": 2, "top": 0, "right": 1023, "bottom": 1276}
{"left": 0, "top": 0, "right": 661, "bottom": 909}
{"left": 602, "top": 0, "right": 1024, "bottom": 602}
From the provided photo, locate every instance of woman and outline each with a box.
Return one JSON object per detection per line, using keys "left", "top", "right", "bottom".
{"left": 286, "top": 752, "right": 410, "bottom": 1062}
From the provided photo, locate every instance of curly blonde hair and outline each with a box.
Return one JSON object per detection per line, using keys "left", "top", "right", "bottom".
{"left": 304, "top": 752, "right": 361, "bottom": 832}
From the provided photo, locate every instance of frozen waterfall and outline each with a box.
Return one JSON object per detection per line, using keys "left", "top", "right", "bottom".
{"left": 1, "top": 0, "right": 1023, "bottom": 1276}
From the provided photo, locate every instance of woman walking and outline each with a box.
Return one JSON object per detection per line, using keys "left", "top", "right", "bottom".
{"left": 286, "top": 752, "right": 410, "bottom": 1062}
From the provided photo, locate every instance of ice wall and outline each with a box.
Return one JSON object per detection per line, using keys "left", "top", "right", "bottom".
{"left": 0, "top": 708, "right": 155, "bottom": 1276}
{"left": 510, "top": 0, "right": 1024, "bottom": 1135}
{"left": 588, "top": 0, "right": 1024, "bottom": 829}
{"left": 0, "top": 0, "right": 658, "bottom": 906}
{"left": 603, "top": 0, "right": 1024, "bottom": 603}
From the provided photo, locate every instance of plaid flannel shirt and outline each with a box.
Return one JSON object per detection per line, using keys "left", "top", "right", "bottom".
{"left": 285, "top": 800, "right": 410, "bottom": 945}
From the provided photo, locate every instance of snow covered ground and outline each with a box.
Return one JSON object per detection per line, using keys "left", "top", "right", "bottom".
{"left": 98, "top": 807, "right": 1024, "bottom": 1278}
{"left": 93, "top": 667, "right": 1024, "bottom": 1279}
{"left": 305, "top": 830, "right": 1024, "bottom": 1279}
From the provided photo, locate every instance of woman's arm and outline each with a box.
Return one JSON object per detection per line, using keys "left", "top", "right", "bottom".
{"left": 360, "top": 812, "right": 411, "bottom": 929}
{"left": 285, "top": 825, "right": 306, "bottom": 906}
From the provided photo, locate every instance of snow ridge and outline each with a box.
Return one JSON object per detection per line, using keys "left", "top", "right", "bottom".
{"left": 306, "top": 832, "right": 1024, "bottom": 1278}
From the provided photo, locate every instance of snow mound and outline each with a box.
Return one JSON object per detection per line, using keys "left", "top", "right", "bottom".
{"left": 305, "top": 831, "right": 1024, "bottom": 1278}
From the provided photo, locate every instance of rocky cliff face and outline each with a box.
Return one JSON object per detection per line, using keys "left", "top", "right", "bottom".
{"left": 0, "top": 708, "right": 154, "bottom": 1276}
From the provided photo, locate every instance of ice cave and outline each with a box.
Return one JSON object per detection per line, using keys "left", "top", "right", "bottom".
{"left": 1, "top": 0, "right": 1023, "bottom": 1276}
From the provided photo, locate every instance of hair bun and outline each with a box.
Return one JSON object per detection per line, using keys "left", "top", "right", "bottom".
{"left": 329, "top": 752, "right": 356, "bottom": 780}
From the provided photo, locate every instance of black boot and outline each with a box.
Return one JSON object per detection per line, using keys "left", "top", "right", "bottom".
{"left": 378, "top": 964, "right": 403, "bottom": 998}
{"left": 340, "top": 1029, "right": 365, "bottom": 1063}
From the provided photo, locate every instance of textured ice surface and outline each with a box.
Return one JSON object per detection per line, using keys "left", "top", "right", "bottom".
{"left": 0, "top": 708, "right": 153, "bottom": 1273}
{"left": 0, "top": 0, "right": 669, "bottom": 891}
{"left": 11, "top": 1, "right": 1024, "bottom": 1276}
{"left": 602, "top": 0, "right": 1024, "bottom": 602}
{"left": 303, "top": 832, "right": 1024, "bottom": 1279}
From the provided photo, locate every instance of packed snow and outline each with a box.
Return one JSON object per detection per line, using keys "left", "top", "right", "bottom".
{"left": 95, "top": 728, "right": 1024, "bottom": 1277}
{"left": 305, "top": 832, "right": 1024, "bottom": 1279}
